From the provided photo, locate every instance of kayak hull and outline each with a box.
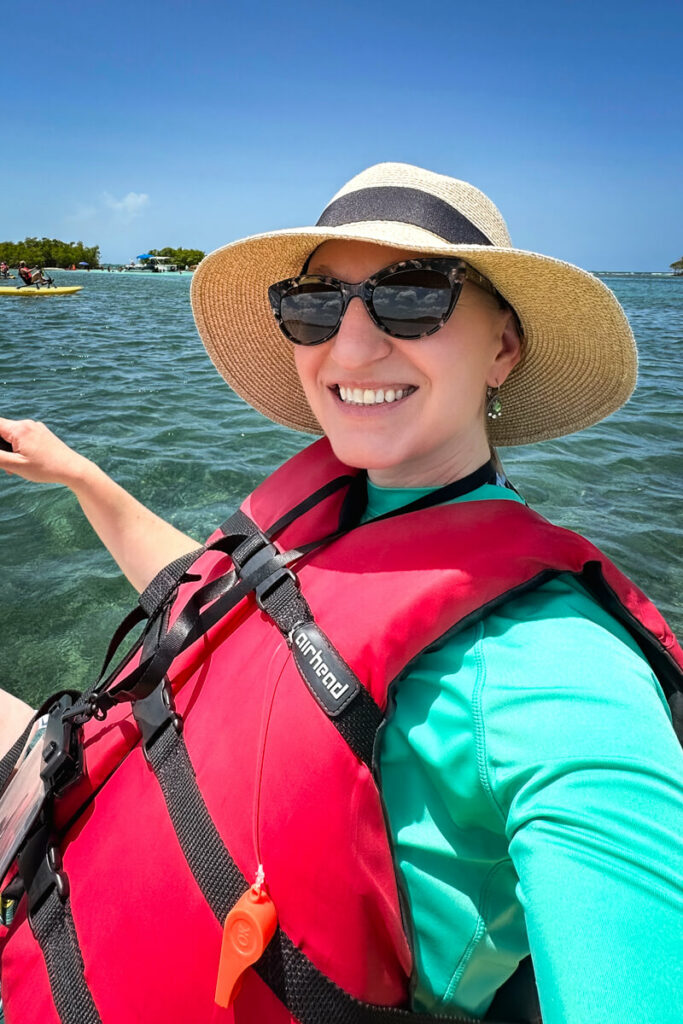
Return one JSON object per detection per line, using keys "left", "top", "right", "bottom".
{"left": 0, "top": 286, "right": 83, "bottom": 296}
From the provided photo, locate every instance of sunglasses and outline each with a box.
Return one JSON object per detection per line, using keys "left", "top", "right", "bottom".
{"left": 268, "top": 258, "right": 506, "bottom": 346}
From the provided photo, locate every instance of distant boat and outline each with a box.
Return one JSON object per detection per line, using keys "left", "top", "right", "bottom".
{"left": 122, "top": 260, "right": 154, "bottom": 272}
{"left": 122, "top": 256, "right": 179, "bottom": 273}
{"left": 147, "top": 256, "right": 179, "bottom": 273}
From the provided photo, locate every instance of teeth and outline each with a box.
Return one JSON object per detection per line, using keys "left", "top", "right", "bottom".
{"left": 336, "top": 385, "right": 414, "bottom": 406}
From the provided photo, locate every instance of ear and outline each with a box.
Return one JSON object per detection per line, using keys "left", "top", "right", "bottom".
{"left": 488, "top": 312, "right": 522, "bottom": 388}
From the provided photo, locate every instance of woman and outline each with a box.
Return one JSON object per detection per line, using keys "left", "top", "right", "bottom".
{"left": 0, "top": 163, "right": 681, "bottom": 1024}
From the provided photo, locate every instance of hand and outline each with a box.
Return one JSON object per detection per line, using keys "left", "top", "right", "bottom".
{"left": 0, "top": 417, "right": 91, "bottom": 487}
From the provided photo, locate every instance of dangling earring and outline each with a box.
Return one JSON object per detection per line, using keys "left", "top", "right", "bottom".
{"left": 486, "top": 386, "right": 502, "bottom": 420}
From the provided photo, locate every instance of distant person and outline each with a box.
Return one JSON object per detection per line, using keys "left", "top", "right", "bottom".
{"left": 0, "top": 261, "right": 10, "bottom": 279}
{"left": 17, "top": 261, "right": 33, "bottom": 286}
{"left": 17, "top": 262, "right": 49, "bottom": 287}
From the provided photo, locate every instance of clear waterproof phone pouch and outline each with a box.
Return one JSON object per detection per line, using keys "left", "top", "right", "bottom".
{"left": 0, "top": 695, "right": 80, "bottom": 888}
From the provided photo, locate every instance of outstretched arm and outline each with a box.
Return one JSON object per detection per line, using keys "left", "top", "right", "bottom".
{"left": 0, "top": 417, "right": 200, "bottom": 594}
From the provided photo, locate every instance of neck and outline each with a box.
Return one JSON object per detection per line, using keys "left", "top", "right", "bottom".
{"left": 367, "top": 433, "right": 492, "bottom": 489}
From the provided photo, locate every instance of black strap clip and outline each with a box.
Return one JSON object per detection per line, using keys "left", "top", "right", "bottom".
{"left": 255, "top": 565, "right": 298, "bottom": 611}
{"left": 39, "top": 694, "right": 83, "bottom": 796}
{"left": 133, "top": 681, "right": 182, "bottom": 762}
{"left": 232, "top": 535, "right": 300, "bottom": 611}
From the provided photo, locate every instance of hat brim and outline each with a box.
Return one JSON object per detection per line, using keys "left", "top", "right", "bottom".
{"left": 191, "top": 222, "right": 637, "bottom": 446}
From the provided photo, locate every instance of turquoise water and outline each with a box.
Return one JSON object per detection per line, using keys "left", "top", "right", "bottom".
{"left": 0, "top": 270, "right": 681, "bottom": 707}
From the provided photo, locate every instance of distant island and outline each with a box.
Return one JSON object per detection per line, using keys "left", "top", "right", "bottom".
{"left": 0, "top": 239, "right": 207, "bottom": 271}
{"left": 0, "top": 237, "right": 100, "bottom": 269}
{"left": 146, "top": 247, "right": 205, "bottom": 269}
{"left": 670, "top": 257, "right": 683, "bottom": 276}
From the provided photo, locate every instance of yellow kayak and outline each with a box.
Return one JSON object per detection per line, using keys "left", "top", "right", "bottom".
{"left": 0, "top": 285, "right": 83, "bottom": 296}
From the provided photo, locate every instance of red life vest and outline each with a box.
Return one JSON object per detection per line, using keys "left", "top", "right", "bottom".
{"left": 1, "top": 438, "right": 681, "bottom": 1024}
{"left": 18, "top": 267, "right": 33, "bottom": 285}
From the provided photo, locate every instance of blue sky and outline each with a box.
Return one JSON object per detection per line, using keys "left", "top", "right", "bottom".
{"left": 3, "top": 0, "right": 681, "bottom": 269}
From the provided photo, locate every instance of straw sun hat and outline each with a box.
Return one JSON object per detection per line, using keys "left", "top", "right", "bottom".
{"left": 191, "top": 162, "right": 637, "bottom": 446}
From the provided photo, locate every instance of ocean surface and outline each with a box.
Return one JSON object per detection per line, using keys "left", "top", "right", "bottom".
{"left": 0, "top": 269, "right": 681, "bottom": 708}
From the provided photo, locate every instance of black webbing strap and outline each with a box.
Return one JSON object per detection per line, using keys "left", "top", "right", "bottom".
{"left": 145, "top": 713, "right": 488, "bottom": 1024}
{"left": 263, "top": 473, "right": 356, "bottom": 542}
{"left": 62, "top": 543, "right": 213, "bottom": 724}
{"left": 64, "top": 544, "right": 212, "bottom": 719}
{"left": 133, "top": 528, "right": 383, "bottom": 770}
{"left": 670, "top": 691, "right": 683, "bottom": 744}
{"left": 256, "top": 929, "right": 485, "bottom": 1024}
{"left": 255, "top": 573, "right": 383, "bottom": 771}
{"left": 74, "top": 545, "right": 210, "bottom": 718}
{"left": 146, "top": 723, "right": 242, "bottom": 920}
{"left": 75, "top": 461, "right": 500, "bottom": 722}
{"left": 225, "top": 518, "right": 384, "bottom": 771}
{"left": 106, "top": 555, "right": 290, "bottom": 706}
{"left": 138, "top": 545, "right": 206, "bottom": 617}
{"left": 0, "top": 721, "right": 33, "bottom": 796}
{"left": 14, "top": 815, "right": 101, "bottom": 1024}
{"left": 289, "top": 460, "right": 499, "bottom": 559}
{"left": 30, "top": 888, "right": 102, "bottom": 1024}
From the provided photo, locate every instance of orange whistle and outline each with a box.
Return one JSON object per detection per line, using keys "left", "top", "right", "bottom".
{"left": 215, "top": 885, "right": 278, "bottom": 1008}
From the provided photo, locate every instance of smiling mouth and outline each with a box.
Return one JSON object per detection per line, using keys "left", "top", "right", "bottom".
{"left": 332, "top": 385, "right": 418, "bottom": 407}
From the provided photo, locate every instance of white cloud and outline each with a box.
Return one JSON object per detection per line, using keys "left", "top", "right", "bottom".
{"left": 102, "top": 191, "right": 150, "bottom": 221}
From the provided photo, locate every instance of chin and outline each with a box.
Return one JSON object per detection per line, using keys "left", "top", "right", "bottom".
{"left": 325, "top": 433, "right": 408, "bottom": 474}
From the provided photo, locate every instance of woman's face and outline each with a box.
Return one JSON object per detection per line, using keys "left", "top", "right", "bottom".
{"left": 293, "top": 240, "right": 521, "bottom": 487}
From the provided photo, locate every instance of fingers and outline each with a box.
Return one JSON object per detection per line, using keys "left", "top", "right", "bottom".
{"left": 0, "top": 416, "right": 19, "bottom": 458}
{"left": 0, "top": 418, "right": 88, "bottom": 486}
{"left": 0, "top": 418, "right": 60, "bottom": 482}
{"left": 0, "top": 417, "right": 38, "bottom": 451}
{"left": 0, "top": 417, "right": 28, "bottom": 474}
{"left": 0, "top": 414, "right": 16, "bottom": 443}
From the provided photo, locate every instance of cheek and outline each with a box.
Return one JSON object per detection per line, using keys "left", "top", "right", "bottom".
{"left": 293, "top": 348, "right": 324, "bottom": 409}
{"left": 431, "top": 320, "right": 500, "bottom": 388}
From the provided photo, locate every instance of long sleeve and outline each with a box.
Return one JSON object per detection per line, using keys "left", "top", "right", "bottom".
{"left": 377, "top": 574, "right": 683, "bottom": 1022}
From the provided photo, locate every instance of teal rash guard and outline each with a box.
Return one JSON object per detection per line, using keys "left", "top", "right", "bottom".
{"left": 363, "top": 478, "right": 683, "bottom": 1024}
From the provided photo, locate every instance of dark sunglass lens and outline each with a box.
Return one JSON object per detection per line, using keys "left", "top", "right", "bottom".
{"left": 372, "top": 269, "right": 453, "bottom": 338}
{"left": 280, "top": 282, "right": 343, "bottom": 344}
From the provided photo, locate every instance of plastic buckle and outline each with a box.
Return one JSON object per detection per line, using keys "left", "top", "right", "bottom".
{"left": 133, "top": 682, "right": 182, "bottom": 764}
{"left": 234, "top": 540, "right": 299, "bottom": 613}
{"left": 39, "top": 695, "right": 82, "bottom": 796}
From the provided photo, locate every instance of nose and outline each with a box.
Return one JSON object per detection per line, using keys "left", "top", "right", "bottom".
{"left": 328, "top": 296, "right": 392, "bottom": 369}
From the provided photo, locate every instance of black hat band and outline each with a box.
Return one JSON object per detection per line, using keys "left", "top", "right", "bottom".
{"left": 316, "top": 186, "right": 493, "bottom": 246}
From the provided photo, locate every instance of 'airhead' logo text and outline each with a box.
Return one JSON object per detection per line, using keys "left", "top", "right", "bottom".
{"left": 293, "top": 628, "right": 349, "bottom": 701}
